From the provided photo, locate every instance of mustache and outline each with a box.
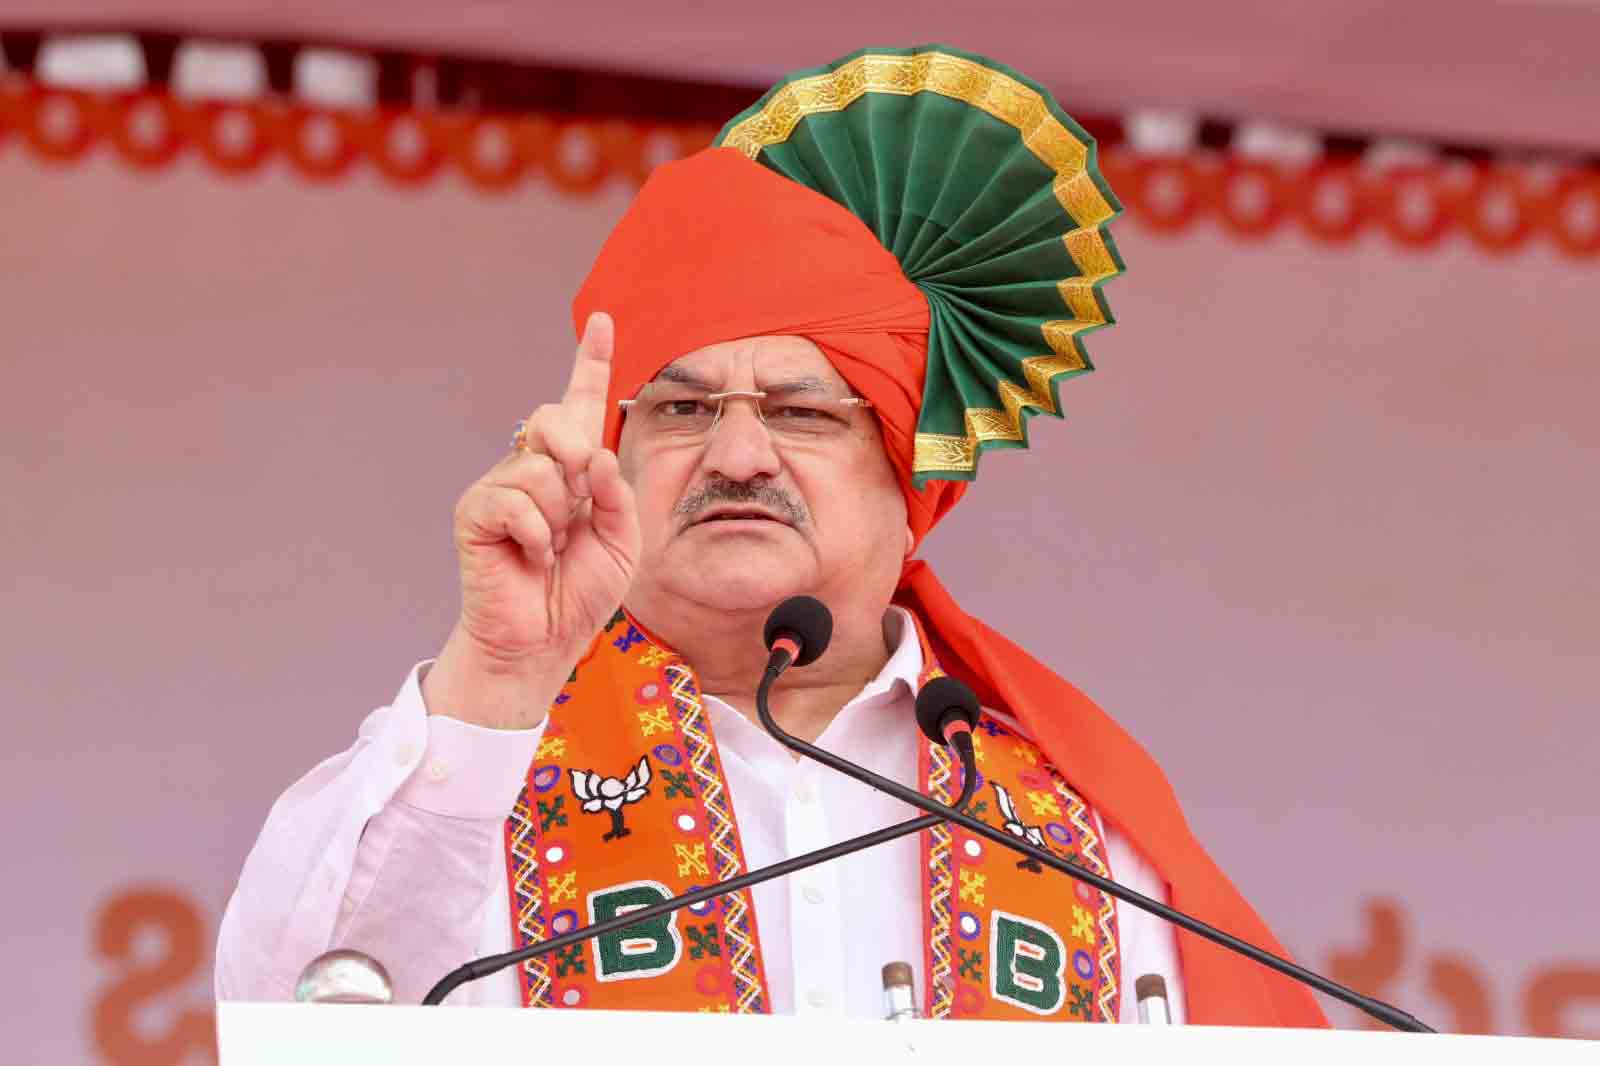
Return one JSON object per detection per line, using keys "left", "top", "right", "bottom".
{"left": 674, "top": 478, "right": 809, "bottom": 528}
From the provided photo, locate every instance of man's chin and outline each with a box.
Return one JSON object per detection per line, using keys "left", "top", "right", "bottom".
{"left": 665, "top": 538, "right": 814, "bottom": 612}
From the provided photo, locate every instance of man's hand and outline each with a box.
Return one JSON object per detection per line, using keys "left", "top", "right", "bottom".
{"left": 423, "top": 313, "right": 641, "bottom": 729}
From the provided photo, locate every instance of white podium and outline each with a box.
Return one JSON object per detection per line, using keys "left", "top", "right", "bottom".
{"left": 217, "top": 1002, "right": 1593, "bottom": 1065}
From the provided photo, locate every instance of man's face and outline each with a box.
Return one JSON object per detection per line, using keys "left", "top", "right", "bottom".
{"left": 617, "top": 335, "right": 910, "bottom": 617}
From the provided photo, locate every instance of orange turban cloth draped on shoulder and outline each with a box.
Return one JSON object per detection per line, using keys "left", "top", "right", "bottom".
{"left": 574, "top": 46, "right": 1327, "bottom": 1029}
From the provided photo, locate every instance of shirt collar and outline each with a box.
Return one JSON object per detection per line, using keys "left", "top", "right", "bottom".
{"left": 851, "top": 605, "right": 922, "bottom": 707}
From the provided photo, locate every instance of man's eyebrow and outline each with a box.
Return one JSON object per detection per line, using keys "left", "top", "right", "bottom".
{"left": 760, "top": 377, "right": 830, "bottom": 396}
{"left": 653, "top": 365, "right": 714, "bottom": 389}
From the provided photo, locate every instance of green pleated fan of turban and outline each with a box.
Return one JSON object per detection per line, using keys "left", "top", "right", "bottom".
{"left": 714, "top": 44, "right": 1126, "bottom": 485}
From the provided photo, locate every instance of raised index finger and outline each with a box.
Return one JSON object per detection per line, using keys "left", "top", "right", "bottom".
{"left": 562, "top": 311, "right": 615, "bottom": 444}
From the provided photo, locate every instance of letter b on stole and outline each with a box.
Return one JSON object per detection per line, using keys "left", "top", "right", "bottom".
{"left": 588, "top": 880, "right": 683, "bottom": 981}
{"left": 991, "top": 909, "right": 1068, "bottom": 1015}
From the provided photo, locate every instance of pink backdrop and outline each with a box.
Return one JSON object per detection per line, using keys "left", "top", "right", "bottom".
{"left": 3, "top": 146, "right": 1596, "bottom": 1062}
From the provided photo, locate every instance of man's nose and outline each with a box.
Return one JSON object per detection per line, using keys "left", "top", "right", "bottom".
{"left": 700, "top": 402, "right": 782, "bottom": 483}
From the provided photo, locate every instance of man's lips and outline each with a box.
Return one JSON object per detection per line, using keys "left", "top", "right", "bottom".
{"left": 688, "top": 505, "right": 792, "bottom": 527}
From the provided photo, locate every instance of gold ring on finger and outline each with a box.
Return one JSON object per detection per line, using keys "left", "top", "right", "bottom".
{"left": 510, "top": 417, "right": 533, "bottom": 453}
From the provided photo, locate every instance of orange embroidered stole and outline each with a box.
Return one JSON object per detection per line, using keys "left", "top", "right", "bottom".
{"left": 503, "top": 611, "right": 1121, "bottom": 1021}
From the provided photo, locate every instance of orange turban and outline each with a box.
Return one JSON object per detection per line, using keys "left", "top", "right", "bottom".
{"left": 574, "top": 148, "right": 1327, "bottom": 1031}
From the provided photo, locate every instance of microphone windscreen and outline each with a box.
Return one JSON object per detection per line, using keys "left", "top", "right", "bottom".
{"left": 914, "top": 675, "right": 981, "bottom": 745}
{"left": 763, "top": 596, "right": 833, "bottom": 667}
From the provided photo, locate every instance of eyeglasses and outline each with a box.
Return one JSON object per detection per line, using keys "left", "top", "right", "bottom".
{"left": 618, "top": 383, "right": 873, "bottom": 444}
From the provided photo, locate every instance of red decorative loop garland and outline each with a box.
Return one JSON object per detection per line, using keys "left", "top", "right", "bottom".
{"left": 1, "top": 79, "right": 1595, "bottom": 259}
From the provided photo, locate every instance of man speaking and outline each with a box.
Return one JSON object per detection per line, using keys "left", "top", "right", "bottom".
{"left": 217, "top": 45, "right": 1327, "bottom": 1026}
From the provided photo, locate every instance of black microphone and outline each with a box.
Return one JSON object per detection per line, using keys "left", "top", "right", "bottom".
{"left": 755, "top": 596, "right": 1435, "bottom": 1034}
{"left": 915, "top": 675, "right": 979, "bottom": 767}
{"left": 420, "top": 607, "right": 974, "bottom": 1006}
{"left": 762, "top": 593, "right": 832, "bottom": 670}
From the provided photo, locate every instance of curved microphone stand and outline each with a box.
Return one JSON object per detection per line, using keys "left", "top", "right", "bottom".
{"left": 754, "top": 664, "right": 1435, "bottom": 1033}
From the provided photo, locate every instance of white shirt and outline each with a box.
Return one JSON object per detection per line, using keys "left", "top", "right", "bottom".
{"left": 216, "top": 608, "right": 1186, "bottom": 1022}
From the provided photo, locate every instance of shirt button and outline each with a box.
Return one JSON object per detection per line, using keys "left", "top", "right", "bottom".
{"left": 793, "top": 779, "right": 816, "bottom": 804}
{"left": 339, "top": 895, "right": 355, "bottom": 916}
{"left": 395, "top": 742, "right": 415, "bottom": 766}
{"left": 802, "top": 884, "right": 824, "bottom": 905}
{"left": 426, "top": 760, "right": 448, "bottom": 782}
{"left": 806, "top": 988, "right": 828, "bottom": 1009}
